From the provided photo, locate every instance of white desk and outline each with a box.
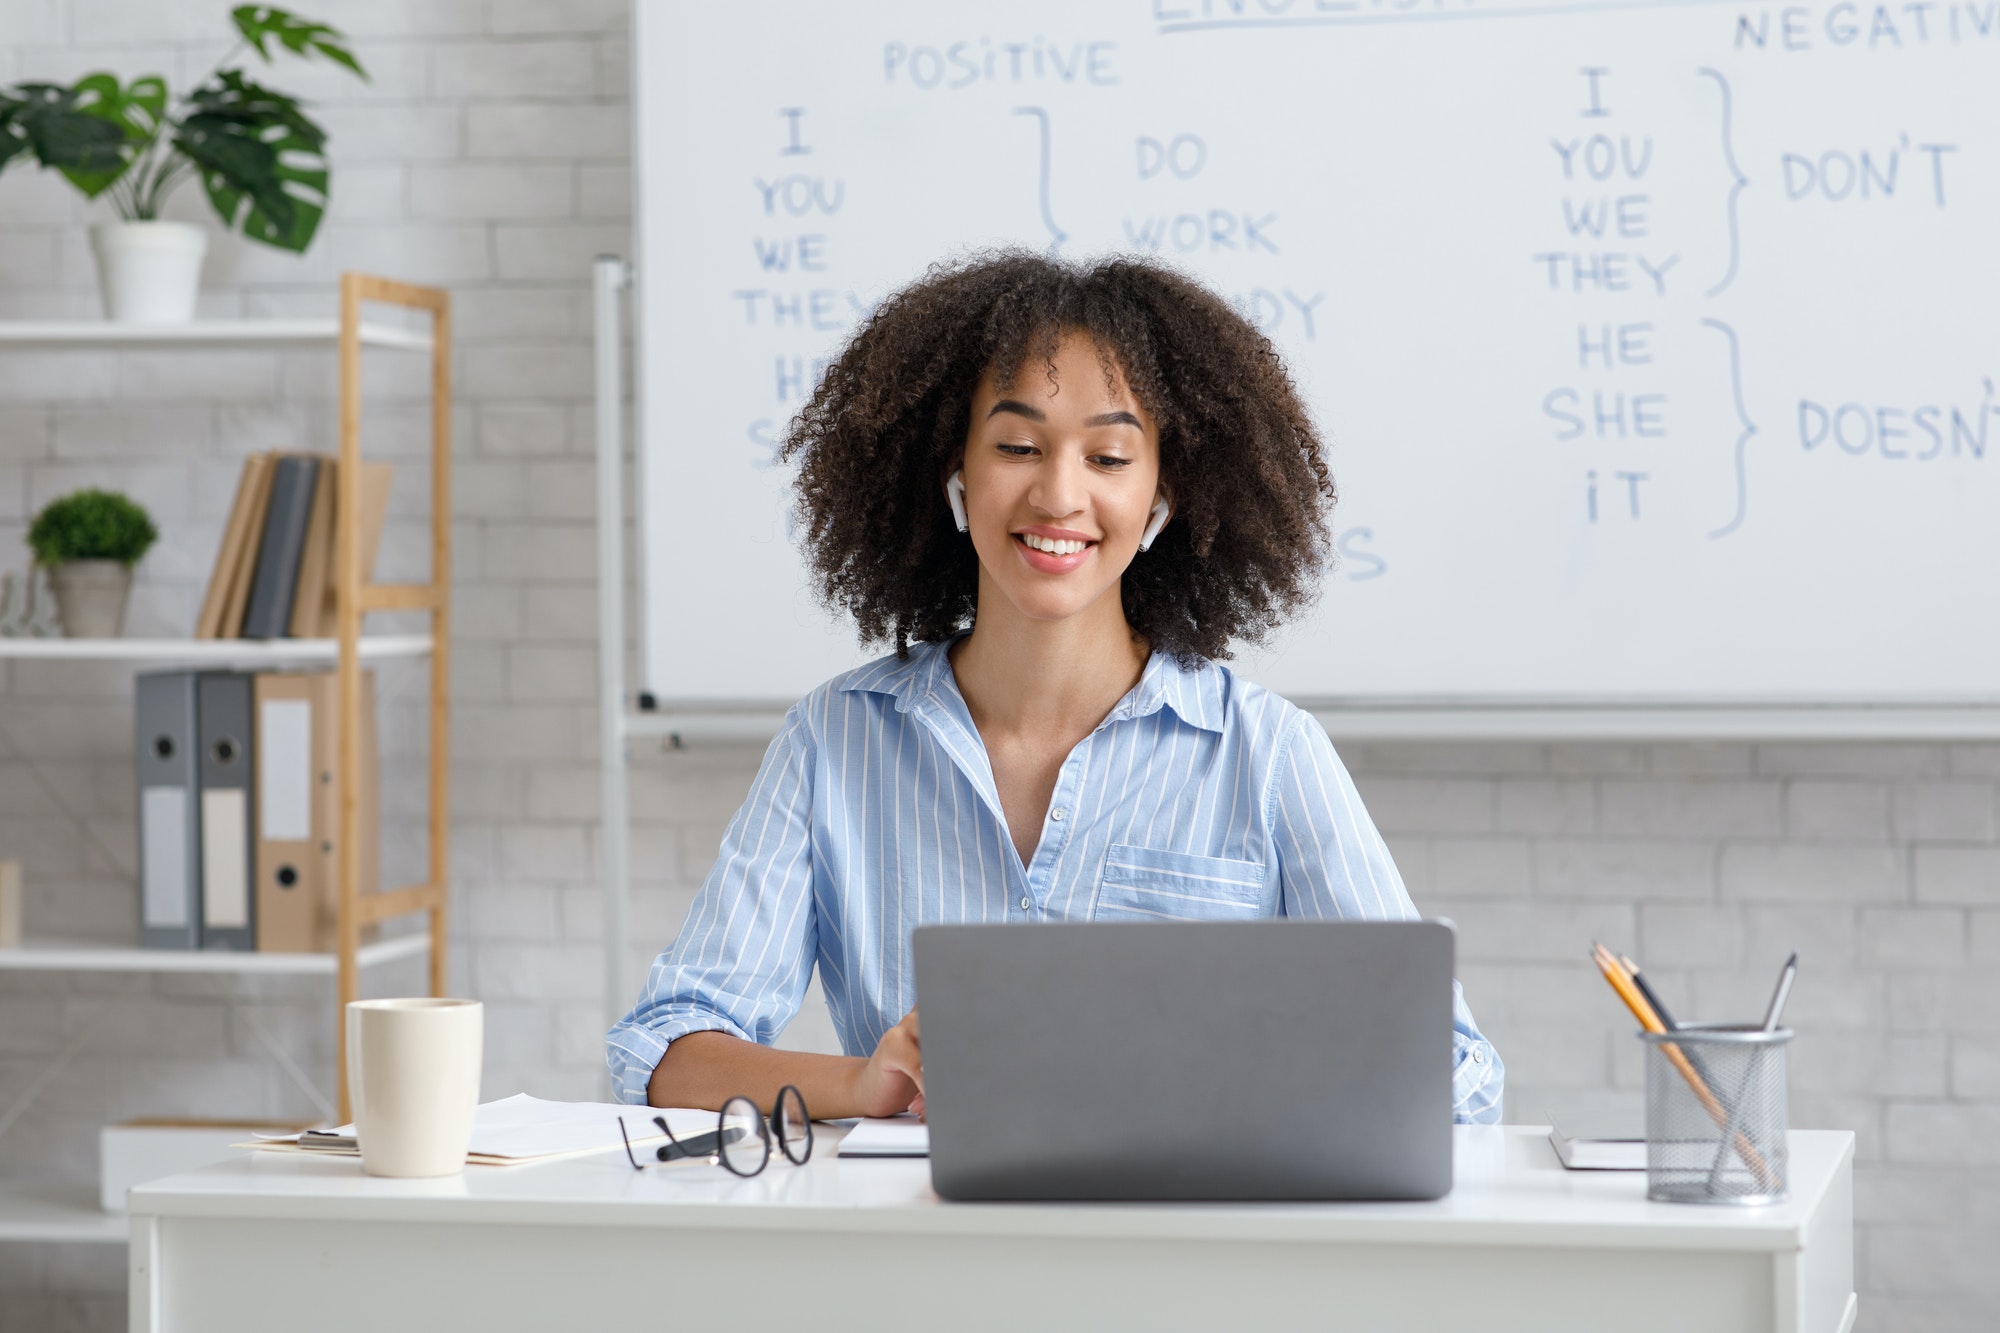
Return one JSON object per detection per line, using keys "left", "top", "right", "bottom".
{"left": 129, "top": 1125, "right": 1855, "bottom": 1333}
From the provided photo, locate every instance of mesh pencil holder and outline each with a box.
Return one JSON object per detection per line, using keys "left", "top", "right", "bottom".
{"left": 1638, "top": 1023, "right": 1791, "bottom": 1205}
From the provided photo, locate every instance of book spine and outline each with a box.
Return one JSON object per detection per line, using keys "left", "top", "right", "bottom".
{"left": 241, "top": 457, "right": 319, "bottom": 640}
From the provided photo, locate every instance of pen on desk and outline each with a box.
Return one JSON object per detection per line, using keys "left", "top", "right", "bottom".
{"left": 1760, "top": 951, "right": 1798, "bottom": 1031}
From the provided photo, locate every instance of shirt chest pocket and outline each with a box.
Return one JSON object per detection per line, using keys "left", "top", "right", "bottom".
{"left": 1093, "top": 843, "right": 1271, "bottom": 922}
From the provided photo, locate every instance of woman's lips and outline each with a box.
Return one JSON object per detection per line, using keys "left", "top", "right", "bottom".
{"left": 1013, "top": 532, "right": 1094, "bottom": 573}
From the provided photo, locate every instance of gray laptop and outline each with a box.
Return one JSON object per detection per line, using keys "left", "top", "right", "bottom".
{"left": 911, "top": 920, "right": 1456, "bottom": 1202}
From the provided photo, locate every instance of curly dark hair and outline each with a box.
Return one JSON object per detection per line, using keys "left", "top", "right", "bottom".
{"left": 780, "top": 250, "right": 1336, "bottom": 666}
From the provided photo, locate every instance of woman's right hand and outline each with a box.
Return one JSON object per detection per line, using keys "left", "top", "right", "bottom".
{"left": 848, "top": 1007, "right": 923, "bottom": 1118}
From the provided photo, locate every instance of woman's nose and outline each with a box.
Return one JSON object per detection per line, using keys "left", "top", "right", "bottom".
{"left": 1029, "top": 453, "right": 1088, "bottom": 518}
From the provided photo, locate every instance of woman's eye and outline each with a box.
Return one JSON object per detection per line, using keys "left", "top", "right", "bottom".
{"left": 1091, "top": 456, "right": 1132, "bottom": 469}
{"left": 996, "top": 443, "right": 1036, "bottom": 456}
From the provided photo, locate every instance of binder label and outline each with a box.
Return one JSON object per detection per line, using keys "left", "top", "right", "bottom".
{"left": 141, "top": 787, "right": 189, "bottom": 929}
{"left": 201, "top": 790, "right": 250, "bottom": 929}
{"left": 259, "top": 699, "right": 312, "bottom": 841}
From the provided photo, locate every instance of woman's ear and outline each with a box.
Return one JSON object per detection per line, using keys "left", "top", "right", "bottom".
{"left": 945, "top": 470, "right": 968, "bottom": 533}
{"left": 1138, "top": 492, "right": 1172, "bottom": 552}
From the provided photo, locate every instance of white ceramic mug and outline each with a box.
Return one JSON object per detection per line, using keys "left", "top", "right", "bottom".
{"left": 345, "top": 998, "right": 483, "bottom": 1177}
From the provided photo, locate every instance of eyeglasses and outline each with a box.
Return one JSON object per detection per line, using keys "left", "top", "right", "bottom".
{"left": 619, "top": 1084, "right": 814, "bottom": 1179}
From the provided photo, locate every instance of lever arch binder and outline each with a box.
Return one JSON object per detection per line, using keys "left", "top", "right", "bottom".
{"left": 253, "top": 669, "right": 381, "bottom": 952}
{"left": 197, "top": 672, "right": 256, "bottom": 950}
{"left": 137, "top": 671, "right": 203, "bottom": 949}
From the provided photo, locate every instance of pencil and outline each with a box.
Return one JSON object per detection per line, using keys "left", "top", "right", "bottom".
{"left": 1620, "top": 953, "right": 1681, "bottom": 1031}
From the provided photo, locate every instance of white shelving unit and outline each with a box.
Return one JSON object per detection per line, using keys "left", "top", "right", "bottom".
{"left": 0, "top": 319, "right": 430, "bottom": 353}
{"left": 0, "top": 280, "right": 455, "bottom": 1243}
{"left": 0, "top": 635, "right": 431, "bottom": 663}
{"left": 0, "top": 932, "right": 430, "bottom": 975}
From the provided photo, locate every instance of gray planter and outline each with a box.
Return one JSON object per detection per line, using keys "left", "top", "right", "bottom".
{"left": 47, "top": 560, "right": 134, "bottom": 638}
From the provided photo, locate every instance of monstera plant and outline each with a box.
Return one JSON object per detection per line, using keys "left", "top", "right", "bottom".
{"left": 0, "top": 6, "right": 366, "bottom": 321}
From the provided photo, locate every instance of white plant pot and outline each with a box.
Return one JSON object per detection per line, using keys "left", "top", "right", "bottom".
{"left": 89, "top": 221, "right": 208, "bottom": 324}
{"left": 47, "top": 560, "right": 134, "bottom": 638}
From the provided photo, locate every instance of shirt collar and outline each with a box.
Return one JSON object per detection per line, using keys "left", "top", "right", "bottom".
{"left": 841, "top": 636, "right": 1227, "bottom": 736}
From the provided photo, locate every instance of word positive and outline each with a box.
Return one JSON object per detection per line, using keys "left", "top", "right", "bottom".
{"left": 882, "top": 38, "right": 1118, "bottom": 89}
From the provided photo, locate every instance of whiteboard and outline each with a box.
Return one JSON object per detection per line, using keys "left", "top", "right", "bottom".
{"left": 633, "top": 0, "right": 2000, "bottom": 709}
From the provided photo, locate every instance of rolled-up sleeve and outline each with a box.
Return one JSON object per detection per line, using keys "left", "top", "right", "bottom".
{"left": 1269, "top": 714, "right": 1505, "bottom": 1125}
{"left": 605, "top": 712, "right": 819, "bottom": 1104}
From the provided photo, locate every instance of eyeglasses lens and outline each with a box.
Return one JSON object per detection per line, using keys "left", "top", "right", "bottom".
{"left": 717, "top": 1096, "right": 771, "bottom": 1177}
{"left": 775, "top": 1085, "right": 813, "bottom": 1165}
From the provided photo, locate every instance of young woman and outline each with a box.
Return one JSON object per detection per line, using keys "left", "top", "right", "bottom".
{"left": 607, "top": 252, "right": 1503, "bottom": 1123}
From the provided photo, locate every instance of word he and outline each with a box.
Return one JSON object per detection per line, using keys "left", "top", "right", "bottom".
{"left": 883, "top": 38, "right": 1117, "bottom": 88}
{"left": 729, "top": 288, "right": 871, "bottom": 329}
{"left": 1122, "top": 210, "right": 1278, "bottom": 253}
{"left": 1798, "top": 388, "right": 1995, "bottom": 459}
{"left": 1782, "top": 140, "right": 1956, "bottom": 206}
{"left": 1529, "top": 252, "right": 1679, "bottom": 295}
{"left": 1736, "top": 4, "right": 2000, "bottom": 50}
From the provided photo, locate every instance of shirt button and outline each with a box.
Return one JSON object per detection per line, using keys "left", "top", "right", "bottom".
{"left": 1019, "top": 895, "right": 1032, "bottom": 911}
{"left": 1050, "top": 807, "right": 1066, "bottom": 822}
{"left": 1472, "top": 1050, "right": 1486, "bottom": 1064}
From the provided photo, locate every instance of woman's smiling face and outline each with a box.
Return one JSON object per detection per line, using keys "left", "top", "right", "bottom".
{"left": 958, "top": 328, "right": 1164, "bottom": 629}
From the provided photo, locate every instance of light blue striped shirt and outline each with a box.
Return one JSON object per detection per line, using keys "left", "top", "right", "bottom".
{"left": 608, "top": 637, "right": 1503, "bottom": 1121}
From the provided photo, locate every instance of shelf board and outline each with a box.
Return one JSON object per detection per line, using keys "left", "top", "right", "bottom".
{"left": 0, "top": 634, "right": 431, "bottom": 664}
{"left": 0, "top": 931, "right": 430, "bottom": 975}
{"left": 0, "top": 319, "right": 431, "bottom": 352}
{"left": 0, "top": 1182, "right": 128, "bottom": 1244}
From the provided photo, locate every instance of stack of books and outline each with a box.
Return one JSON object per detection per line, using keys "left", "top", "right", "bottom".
{"left": 195, "top": 452, "right": 393, "bottom": 640}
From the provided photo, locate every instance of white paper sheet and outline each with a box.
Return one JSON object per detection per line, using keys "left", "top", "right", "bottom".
{"left": 256, "top": 1094, "right": 722, "bottom": 1165}
{"left": 836, "top": 1115, "right": 930, "bottom": 1158}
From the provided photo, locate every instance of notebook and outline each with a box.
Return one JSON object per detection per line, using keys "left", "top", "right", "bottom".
{"left": 1546, "top": 1099, "right": 1646, "bottom": 1171}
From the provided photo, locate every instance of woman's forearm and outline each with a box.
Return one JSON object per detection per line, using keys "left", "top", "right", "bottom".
{"left": 647, "top": 1030, "right": 869, "bottom": 1117}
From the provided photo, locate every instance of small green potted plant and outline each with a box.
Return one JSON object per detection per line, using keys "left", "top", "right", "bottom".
{"left": 0, "top": 7, "right": 366, "bottom": 323}
{"left": 27, "top": 489, "right": 159, "bottom": 637}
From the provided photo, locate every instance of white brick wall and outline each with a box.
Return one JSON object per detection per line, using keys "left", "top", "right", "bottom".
{"left": 2, "top": 5, "right": 1997, "bottom": 1329}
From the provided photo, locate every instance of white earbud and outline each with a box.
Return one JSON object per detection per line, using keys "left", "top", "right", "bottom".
{"left": 1138, "top": 495, "right": 1172, "bottom": 552}
{"left": 945, "top": 471, "right": 968, "bottom": 533}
